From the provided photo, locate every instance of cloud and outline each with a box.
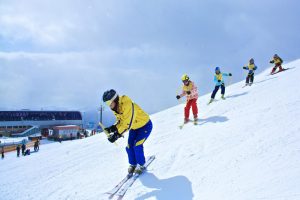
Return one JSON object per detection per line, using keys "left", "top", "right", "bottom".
{"left": 0, "top": 47, "right": 182, "bottom": 113}
{"left": 0, "top": 15, "right": 70, "bottom": 46}
{"left": 0, "top": 0, "right": 300, "bottom": 117}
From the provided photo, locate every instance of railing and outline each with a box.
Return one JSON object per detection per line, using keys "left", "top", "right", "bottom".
{"left": 11, "top": 126, "right": 40, "bottom": 137}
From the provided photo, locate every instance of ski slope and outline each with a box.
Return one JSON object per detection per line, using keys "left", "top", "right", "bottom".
{"left": 1, "top": 60, "right": 300, "bottom": 200}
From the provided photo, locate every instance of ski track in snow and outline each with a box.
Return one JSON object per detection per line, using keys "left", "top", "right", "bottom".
{"left": 1, "top": 60, "right": 300, "bottom": 200}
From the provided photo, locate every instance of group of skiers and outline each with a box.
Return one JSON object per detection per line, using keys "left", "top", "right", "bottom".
{"left": 242, "top": 54, "right": 285, "bottom": 85}
{"left": 16, "top": 143, "right": 28, "bottom": 157}
{"left": 101, "top": 54, "right": 285, "bottom": 175}
{"left": 0, "top": 139, "right": 40, "bottom": 160}
{"left": 177, "top": 54, "right": 285, "bottom": 124}
{"left": 15, "top": 140, "right": 39, "bottom": 157}
{"left": 176, "top": 66, "right": 232, "bottom": 123}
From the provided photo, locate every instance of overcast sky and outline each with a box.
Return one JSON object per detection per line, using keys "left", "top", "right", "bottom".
{"left": 1, "top": 0, "right": 300, "bottom": 120}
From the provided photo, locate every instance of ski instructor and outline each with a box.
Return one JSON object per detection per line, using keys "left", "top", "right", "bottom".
{"left": 102, "top": 89, "right": 153, "bottom": 175}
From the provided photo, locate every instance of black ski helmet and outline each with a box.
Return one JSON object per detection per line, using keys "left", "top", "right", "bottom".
{"left": 102, "top": 89, "right": 118, "bottom": 103}
{"left": 249, "top": 58, "right": 254, "bottom": 64}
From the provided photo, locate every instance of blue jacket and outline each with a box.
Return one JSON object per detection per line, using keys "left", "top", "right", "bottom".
{"left": 214, "top": 73, "right": 230, "bottom": 86}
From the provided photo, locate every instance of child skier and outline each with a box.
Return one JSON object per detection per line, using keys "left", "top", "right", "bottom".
{"left": 102, "top": 89, "right": 153, "bottom": 175}
{"left": 243, "top": 58, "right": 258, "bottom": 86}
{"left": 270, "top": 54, "right": 284, "bottom": 74}
{"left": 1, "top": 147, "right": 4, "bottom": 159}
{"left": 176, "top": 74, "right": 199, "bottom": 124}
{"left": 208, "top": 67, "right": 232, "bottom": 104}
{"left": 16, "top": 145, "right": 21, "bottom": 157}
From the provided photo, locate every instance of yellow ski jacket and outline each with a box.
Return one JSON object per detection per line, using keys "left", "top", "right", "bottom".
{"left": 113, "top": 95, "right": 150, "bottom": 135}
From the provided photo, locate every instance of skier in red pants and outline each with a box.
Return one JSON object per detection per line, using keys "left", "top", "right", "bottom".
{"left": 270, "top": 54, "right": 285, "bottom": 74}
{"left": 176, "top": 74, "right": 199, "bottom": 124}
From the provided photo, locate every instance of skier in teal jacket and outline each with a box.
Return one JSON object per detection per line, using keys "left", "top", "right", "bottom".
{"left": 208, "top": 67, "right": 232, "bottom": 104}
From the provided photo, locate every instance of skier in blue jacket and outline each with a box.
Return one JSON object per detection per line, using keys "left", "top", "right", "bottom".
{"left": 208, "top": 67, "right": 232, "bottom": 104}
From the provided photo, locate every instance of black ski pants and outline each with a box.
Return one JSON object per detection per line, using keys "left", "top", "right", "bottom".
{"left": 246, "top": 73, "right": 254, "bottom": 84}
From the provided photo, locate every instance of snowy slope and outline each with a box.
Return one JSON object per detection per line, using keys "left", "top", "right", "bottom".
{"left": 1, "top": 60, "right": 300, "bottom": 200}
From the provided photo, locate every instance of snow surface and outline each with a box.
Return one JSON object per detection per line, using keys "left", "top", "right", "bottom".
{"left": 1, "top": 60, "right": 300, "bottom": 200}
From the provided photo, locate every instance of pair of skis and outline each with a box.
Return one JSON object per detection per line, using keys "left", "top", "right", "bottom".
{"left": 105, "top": 155, "right": 155, "bottom": 200}
{"left": 269, "top": 67, "right": 290, "bottom": 76}
{"left": 207, "top": 97, "right": 225, "bottom": 105}
{"left": 242, "top": 83, "right": 253, "bottom": 88}
{"left": 179, "top": 119, "right": 198, "bottom": 129}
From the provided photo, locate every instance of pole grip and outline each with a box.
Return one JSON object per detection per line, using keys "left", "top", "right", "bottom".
{"left": 98, "top": 122, "right": 118, "bottom": 146}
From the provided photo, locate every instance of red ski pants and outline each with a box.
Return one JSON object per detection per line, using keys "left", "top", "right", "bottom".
{"left": 271, "top": 64, "right": 283, "bottom": 73}
{"left": 185, "top": 98, "right": 198, "bottom": 119}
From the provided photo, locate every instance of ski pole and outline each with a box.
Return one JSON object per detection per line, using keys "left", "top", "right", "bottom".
{"left": 228, "top": 75, "right": 232, "bottom": 86}
{"left": 98, "top": 122, "right": 118, "bottom": 146}
{"left": 243, "top": 67, "right": 248, "bottom": 77}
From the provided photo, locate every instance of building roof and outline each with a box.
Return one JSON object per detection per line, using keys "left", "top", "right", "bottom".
{"left": 53, "top": 125, "right": 80, "bottom": 130}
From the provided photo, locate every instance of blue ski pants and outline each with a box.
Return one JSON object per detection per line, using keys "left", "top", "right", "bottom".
{"left": 211, "top": 85, "right": 225, "bottom": 99}
{"left": 126, "top": 120, "right": 152, "bottom": 166}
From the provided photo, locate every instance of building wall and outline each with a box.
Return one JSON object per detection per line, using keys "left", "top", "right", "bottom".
{"left": 0, "top": 120, "right": 82, "bottom": 128}
{"left": 59, "top": 128, "right": 78, "bottom": 138}
{"left": 0, "top": 120, "right": 82, "bottom": 137}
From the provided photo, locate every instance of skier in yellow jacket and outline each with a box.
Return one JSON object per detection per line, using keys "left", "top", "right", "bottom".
{"left": 102, "top": 89, "right": 153, "bottom": 174}
{"left": 243, "top": 58, "right": 258, "bottom": 86}
{"left": 270, "top": 54, "right": 285, "bottom": 74}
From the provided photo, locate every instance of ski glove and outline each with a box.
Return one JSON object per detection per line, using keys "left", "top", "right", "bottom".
{"left": 176, "top": 95, "right": 181, "bottom": 100}
{"left": 243, "top": 67, "right": 247, "bottom": 69}
{"left": 186, "top": 91, "right": 191, "bottom": 95}
{"left": 229, "top": 73, "right": 232, "bottom": 76}
{"left": 270, "top": 60, "right": 274, "bottom": 64}
{"left": 104, "top": 125, "right": 117, "bottom": 133}
{"left": 218, "top": 80, "right": 221, "bottom": 82}
{"left": 108, "top": 132, "right": 120, "bottom": 143}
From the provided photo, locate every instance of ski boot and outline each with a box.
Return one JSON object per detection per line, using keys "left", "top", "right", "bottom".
{"left": 184, "top": 118, "right": 189, "bottom": 124}
{"left": 249, "top": 82, "right": 253, "bottom": 86}
{"left": 193, "top": 116, "right": 198, "bottom": 125}
{"left": 278, "top": 66, "right": 284, "bottom": 72}
{"left": 270, "top": 67, "right": 276, "bottom": 75}
{"left": 134, "top": 165, "right": 146, "bottom": 175}
{"left": 128, "top": 165, "right": 136, "bottom": 174}
{"left": 221, "top": 94, "right": 226, "bottom": 100}
{"left": 208, "top": 98, "right": 214, "bottom": 105}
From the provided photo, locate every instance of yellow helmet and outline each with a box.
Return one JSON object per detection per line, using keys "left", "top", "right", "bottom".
{"left": 181, "top": 74, "right": 189, "bottom": 81}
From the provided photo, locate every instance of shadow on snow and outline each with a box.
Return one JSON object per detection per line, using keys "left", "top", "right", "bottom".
{"left": 226, "top": 92, "right": 248, "bottom": 99}
{"left": 135, "top": 172, "right": 194, "bottom": 200}
{"left": 255, "top": 76, "right": 278, "bottom": 84}
{"left": 197, "top": 116, "right": 229, "bottom": 126}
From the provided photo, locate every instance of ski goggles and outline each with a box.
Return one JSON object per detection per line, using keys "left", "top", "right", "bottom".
{"left": 104, "top": 93, "right": 118, "bottom": 106}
